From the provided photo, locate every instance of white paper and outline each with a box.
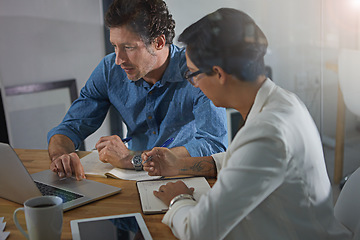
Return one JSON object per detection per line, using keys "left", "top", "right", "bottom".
{"left": 80, "top": 150, "right": 113, "bottom": 177}
{"left": 0, "top": 217, "right": 9, "bottom": 240}
{"left": 0, "top": 218, "right": 4, "bottom": 232}
{"left": 106, "top": 168, "right": 160, "bottom": 181}
{"left": 0, "top": 232, "right": 10, "bottom": 240}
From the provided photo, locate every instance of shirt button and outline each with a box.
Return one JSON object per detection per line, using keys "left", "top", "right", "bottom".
{"left": 153, "top": 131, "right": 156, "bottom": 135}
{"left": 149, "top": 91, "right": 153, "bottom": 95}
{"left": 148, "top": 116, "right": 152, "bottom": 120}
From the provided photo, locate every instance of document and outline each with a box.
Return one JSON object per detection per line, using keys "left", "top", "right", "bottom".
{"left": 136, "top": 177, "right": 211, "bottom": 214}
{"left": 0, "top": 217, "right": 10, "bottom": 240}
{"left": 80, "top": 151, "right": 161, "bottom": 181}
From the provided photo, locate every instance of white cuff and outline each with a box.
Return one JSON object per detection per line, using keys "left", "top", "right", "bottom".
{"left": 162, "top": 199, "right": 197, "bottom": 227}
{"left": 211, "top": 152, "right": 226, "bottom": 172}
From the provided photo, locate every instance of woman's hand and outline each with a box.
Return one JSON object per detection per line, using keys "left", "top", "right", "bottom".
{"left": 153, "top": 181, "right": 194, "bottom": 206}
{"left": 142, "top": 147, "right": 181, "bottom": 176}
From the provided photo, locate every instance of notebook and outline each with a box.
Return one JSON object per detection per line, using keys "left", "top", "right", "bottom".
{"left": 136, "top": 177, "right": 211, "bottom": 214}
{"left": 0, "top": 143, "right": 122, "bottom": 211}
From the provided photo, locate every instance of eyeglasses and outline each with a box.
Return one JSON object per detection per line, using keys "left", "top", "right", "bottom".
{"left": 184, "top": 69, "right": 203, "bottom": 86}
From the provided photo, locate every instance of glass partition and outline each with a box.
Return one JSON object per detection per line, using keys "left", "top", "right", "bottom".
{"left": 168, "top": 0, "right": 360, "bottom": 184}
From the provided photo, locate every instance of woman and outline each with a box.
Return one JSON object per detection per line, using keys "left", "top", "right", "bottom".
{"left": 142, "top": 8, "right": 351, "bottom": 240}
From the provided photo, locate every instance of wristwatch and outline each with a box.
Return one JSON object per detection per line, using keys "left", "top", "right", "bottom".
{"left": 131, "top": 154, "right": 143, "bottom": 171}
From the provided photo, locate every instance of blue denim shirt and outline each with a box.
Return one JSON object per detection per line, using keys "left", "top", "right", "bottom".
{"left": 48, "top": 45, "right": 228, "bottom": 157}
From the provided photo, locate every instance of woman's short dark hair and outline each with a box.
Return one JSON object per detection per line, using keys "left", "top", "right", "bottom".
{"left": 178, "top": 8, "right": 268, "bottom": 82}
{"left": 105, "top": 0, "right": 175, "bottom": 46}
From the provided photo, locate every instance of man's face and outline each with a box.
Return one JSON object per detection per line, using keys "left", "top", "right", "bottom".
{"left": 110, "top": 26, "right": 158, "bottom": 81}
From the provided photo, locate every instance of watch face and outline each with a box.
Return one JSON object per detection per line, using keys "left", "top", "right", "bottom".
{"left": 132, "top": 155, "right": 143, "bottom": 170}
{"left": 133, "top": 155, "right": 142, "bottom": 164}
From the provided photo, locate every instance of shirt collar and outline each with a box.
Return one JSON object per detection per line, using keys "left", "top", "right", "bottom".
{"left": 246, "top": 78, "right": 276, "bottom": 123}
{"left": 157, "top": 44, "right": 185, "bottom": 86}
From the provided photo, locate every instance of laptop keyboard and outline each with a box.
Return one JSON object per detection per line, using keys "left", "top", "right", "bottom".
{"left": 35, "top": 181, "right": 83, "bottom": 203}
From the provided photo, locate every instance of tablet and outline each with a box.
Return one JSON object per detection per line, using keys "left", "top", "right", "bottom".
{"left": 70, "top": 213, "right": 152, "bottom": 240}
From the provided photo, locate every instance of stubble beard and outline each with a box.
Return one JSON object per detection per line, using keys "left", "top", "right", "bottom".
{"left": 128, "top": 59, "right": 158, "bottom": 82}
{"left": 127, "top": 45, "right": 158, "bottom": 81}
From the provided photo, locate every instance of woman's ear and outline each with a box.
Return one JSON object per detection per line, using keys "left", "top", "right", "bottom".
{"left": 154, "top": 35, "right": 166, "bottom": 50}
{"left": 212, "top": 66, "right": 227, "bottom": 85}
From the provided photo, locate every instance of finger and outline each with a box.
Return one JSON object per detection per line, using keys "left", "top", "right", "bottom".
{"left": 153, "top": 190, "right": 160, "bottom": 198}
{"left": 146, "top": 147, "right": 159, "bottom": 157}
{"left": 99, "top": 156, "right": 108, "bottom": 163}
{"left": 142, "top": 153, "right": 151, "bottom": 165}
{"left": 97, "top": 135, "right": 112, "bottom": 143}
{"left": 95, "top": 141, "right": 107, "bottom": 152}
{"left": 153, "top": 190, "right": 165, "bottom": 198}
{"left": 143, "top": 158, "right": 156, "bottom": 168}
{"left": 174, "top": 180, "right": 186, "bottom": 187}
{"left": 95, "top": 136, "right": 106, "bottom": 147}
{"left": 142, "top": 166, "right": 152, "bottom": 172}
{"left": 144, "top": 167, "right": 159, "bottom": 176}
{"left": 50, "top": 161, "right": 58, "bottom": 173}
{"left": 159, "top": 185, "right": 166, "bottom": 192}
{"left": 53, "top": 160, "right": 65, "bottom": 178}
{"left": 61, "top": 155, "right": 73, "bottom": 177}
{"left": 95, "top": 136, "right": 113, "bottom": 150}
{"left": 98, "top": 148, "right": 109, "bottom": 163}
{"left": 73, "top": 166, "right": 86, "bottom": 180}
{"left": 143, "top": 151, "right": 153, "bottom": 161}
{"left": 69, "top": 153, "right": 86, "bottom": 180}
{"left": 74, "top": 167, "right": 86, "bottom": 180}
{"left": 99, "top": 135, "right": 124, "bottom": 146}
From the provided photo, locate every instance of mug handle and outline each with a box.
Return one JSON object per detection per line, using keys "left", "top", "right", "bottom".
{"left": 13, "top": 207, "right": 29, "bottom": 240}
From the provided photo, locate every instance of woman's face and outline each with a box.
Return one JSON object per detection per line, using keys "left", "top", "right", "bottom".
{"left": 185, "top": 52, "right": 225, "bottom": 107}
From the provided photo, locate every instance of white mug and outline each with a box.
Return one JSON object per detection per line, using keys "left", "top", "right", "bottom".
{"left": 13, "top": 196, "right": 63, "bottom": 240}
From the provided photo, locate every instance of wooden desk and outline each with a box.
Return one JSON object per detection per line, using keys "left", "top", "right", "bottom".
{"left": 0, "top": 149, "right": 215, "bottom": 239}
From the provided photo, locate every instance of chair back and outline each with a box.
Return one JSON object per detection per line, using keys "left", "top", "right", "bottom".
{"left": 334, "top": 167, "right": 360, "bottom": 238}
{"left": 338, "top": 49, "right": 360, "bottom": 117}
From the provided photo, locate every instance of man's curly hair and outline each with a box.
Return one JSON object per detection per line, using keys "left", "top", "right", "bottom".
{"left": 105, "top": 0, "right": 175, "bottom": 46}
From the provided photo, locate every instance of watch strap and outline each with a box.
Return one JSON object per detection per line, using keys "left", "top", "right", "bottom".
{"left": 169, "top": 194, "right": 196, "bottom": 209}
{"left": 131, "top": 154, "right": 143, "bottom": 171}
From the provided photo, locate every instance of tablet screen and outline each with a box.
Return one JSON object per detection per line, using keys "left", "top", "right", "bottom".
{"left": 71, "top": 213, "right": 152, "bottom": 240}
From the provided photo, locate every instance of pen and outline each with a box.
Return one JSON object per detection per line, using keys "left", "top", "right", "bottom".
{"left": 160, "top": 137, "right": 174, "bottom": 148}
{"left": 122, "top": 137, "right": 132, "bottom": 143}
{"left": 143, "top": 138, "right": 174, "bottom": 164}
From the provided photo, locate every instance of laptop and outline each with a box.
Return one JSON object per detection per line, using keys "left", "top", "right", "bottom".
{"left": 0, "top": 143, "right": 122, "bottom": 211}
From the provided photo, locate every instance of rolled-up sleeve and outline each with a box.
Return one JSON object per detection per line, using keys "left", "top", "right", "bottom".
{"left": 47, "top": 59, "right": 110, "bottom": 149}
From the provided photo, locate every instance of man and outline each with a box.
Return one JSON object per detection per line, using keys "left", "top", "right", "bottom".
{"left": 47, "top": 0, "right": 227, "bottom": 180}
{"left": 142, "top": 8, "right": 351, "bottom": 240}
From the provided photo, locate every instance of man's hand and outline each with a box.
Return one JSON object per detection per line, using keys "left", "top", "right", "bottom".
{"left": 48, "top": 134, "right": 85, "bottom": 181}
{"left": 50, "top": 152, "right": 86, "bottom": 180}
{"left": 153, "top": 181, "right": 194, "bottom": 206}
{"left": 95, "top": 135, "right": 133, "bottom": 169}
{"left": 142, "top": 147, "right": 181, "bottom": 176}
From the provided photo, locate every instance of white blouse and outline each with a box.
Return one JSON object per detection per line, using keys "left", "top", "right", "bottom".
{"left": 162, "top": 79, "right": 352, "bottom": 240}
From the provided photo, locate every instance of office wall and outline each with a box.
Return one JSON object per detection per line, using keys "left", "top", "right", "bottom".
{"left": 169, "top": 0, "right": 360, "bottom": 180}
{"left": 0, "top": 0, "right": 110, "bottom": 149}
{"left": 168, "top": 0, "right": 360, "bottom": 149}
{"left": 321, "top": 0, "right": 360, "bottom": 139}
